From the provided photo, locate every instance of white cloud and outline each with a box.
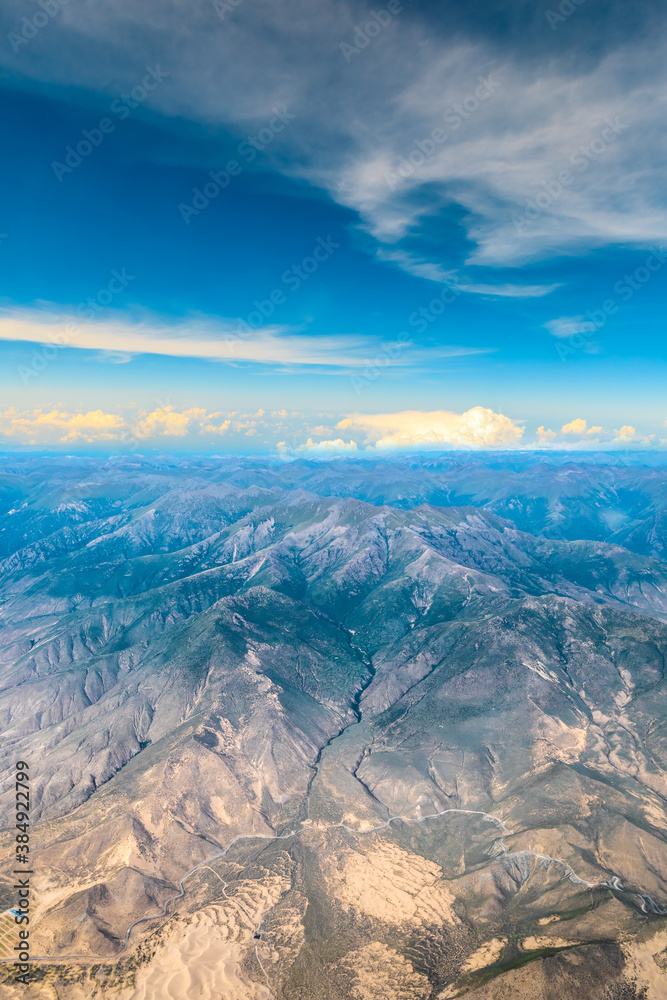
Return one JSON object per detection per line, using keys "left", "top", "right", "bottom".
{"left": 134, "top": 406, "right": 207, "bottom": 439}
{"left": 281, "top": 437, "right": 359, "bottom": 454}
{"left": 609, "top": 425, "right": 656, "bottom": 448}
{"left": 0, "top": 307, "right": 484, "bottom": 369}
{"left": 201, "top": 419, "right": 232, "bottom": 435}
{"left": 537, "top": 425, "right": 557, "bottom": 441}
{"left": 1, "top": 404, "right": 661, "bottom": 452}
{"left": 544, "top": 316, "right": 596, "bottom": 339}
{"left": 3, "top": 1, "right": 666, "bottom": 273}
{"left": 530, "top": 420, "right": 660, "bottom": 450}
{"left": 1, "top": 406, "right": 239, "bottom": 445}
{"left": 0, "top": 408, "right": 127, "bottom": 444}
{"left": 337, "top": 406, "right": 524, "bottom": 449}
{"left": 378, "top": 251, "right": 560, "bottom": 298}
{"left": 301, "top": 38, "right": 667, "bottom": 268}
{"left": 562, "top": 418, "right": 587, "bottom": 435}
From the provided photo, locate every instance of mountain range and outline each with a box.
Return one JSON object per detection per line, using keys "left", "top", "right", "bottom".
{"left": 0, "top": 453, "right": 666, "bottom": 999}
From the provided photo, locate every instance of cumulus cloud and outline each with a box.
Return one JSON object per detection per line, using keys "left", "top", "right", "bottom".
{"left": 0, "top": 404, "right": 660, "bottom": 451}
{"left": 0, "top": 408, "right": 126, "bottom": 444}
{"left": 280, "top": 437, "right": 359, "bottom": 454}
{"left": 337, "top": 406, "right": 524, "bottom": 449}
{"left": 1, "top": 406, "right": 243, "bottom": 445}
{"left": 133, "top": 406, "right": 207, "bottom": 439}
{"left": 201, "top": 419, "right": 232, "bottom": 435}
{"left": 609, "top": 425, "right": 656, "bottom": 448}
{"left": 536, "top": 425, "right": 557, "bottom": 441}
{"left": 530, "top": 419, "right": 660, "bottom": 450}
{"left": 561, "top": 418, "right": 588, "bottom": 435}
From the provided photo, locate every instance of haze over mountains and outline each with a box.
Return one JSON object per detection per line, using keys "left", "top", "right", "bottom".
{"left": 1, "top": 453, "right": 667, "bottom": 999}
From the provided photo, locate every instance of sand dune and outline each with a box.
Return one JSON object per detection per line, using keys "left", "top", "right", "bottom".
{"left": 128, "top": 908, "right": 271, "bottom": 1000}
{"left": 127, "top": 868, "right": 288, "bottom": 1000}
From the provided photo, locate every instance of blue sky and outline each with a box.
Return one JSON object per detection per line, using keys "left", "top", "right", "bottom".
{"left": 0, "top": 0, "right": 665, "bottom": 452}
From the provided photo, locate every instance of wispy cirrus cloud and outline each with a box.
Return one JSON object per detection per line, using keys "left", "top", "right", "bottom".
{"left": 544, "top": 316, "right": 595, "bottom": 339}
{"left": 378, "top": 250, "right": 560, "bottom": 297}
{"left": 0, "top": 307, "right": 484, "bottom": 371}
{"left": 1, "top": 0, "right": 665, "bottom": 276}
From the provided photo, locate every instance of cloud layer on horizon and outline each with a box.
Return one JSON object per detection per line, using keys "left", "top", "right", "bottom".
{"left": 1, "top": 404, "right": 662, "bottom": 452}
